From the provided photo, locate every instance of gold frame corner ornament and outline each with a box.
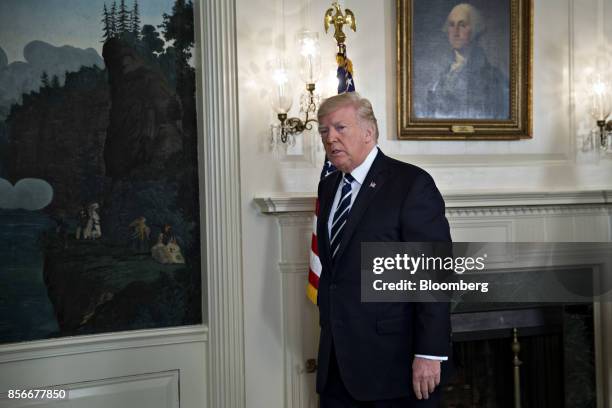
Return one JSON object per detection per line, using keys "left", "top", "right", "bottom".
{"left": 396, "top": 0, "right": 533, "bottom": 140}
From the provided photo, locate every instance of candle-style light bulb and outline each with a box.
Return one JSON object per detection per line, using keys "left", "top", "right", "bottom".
{"left": 589, "top": 73, "right": 612, "bottom": 121}
{"left": 587, "top": 63, "right": 612, "bottom": 150}
{"left": 297, "top": 31, "right": 321, "bottom": 85}
{"left": 268, "top": 59, "right": 293, "bottom": 114}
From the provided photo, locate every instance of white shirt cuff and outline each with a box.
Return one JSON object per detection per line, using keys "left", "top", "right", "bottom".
{"left": 414, "top": 354, "right": 448, "bottom": 361}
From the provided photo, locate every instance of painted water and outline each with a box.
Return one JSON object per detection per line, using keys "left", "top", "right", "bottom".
{"left": 0, "top": 209, "right": 59, "bottom": 343}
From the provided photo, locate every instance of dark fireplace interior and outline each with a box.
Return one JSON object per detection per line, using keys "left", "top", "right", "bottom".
{"left": 441, "top": 304, "right": 596, "bottom": 408}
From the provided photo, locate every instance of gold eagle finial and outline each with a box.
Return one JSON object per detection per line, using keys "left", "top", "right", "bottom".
{"left": 323, "top": 1, "right": 357, "bottom": 45}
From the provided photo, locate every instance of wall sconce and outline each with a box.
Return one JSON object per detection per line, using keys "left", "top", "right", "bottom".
{"left": 588, "top": 72, "right": 612, "bottom": 151}
{"left": 269, "top": 30, "right": 322, "bottom": 147}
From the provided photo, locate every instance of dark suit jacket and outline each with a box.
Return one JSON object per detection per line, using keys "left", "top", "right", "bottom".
{"left": 316, "top": 150, "right": 452, "bottom": 401}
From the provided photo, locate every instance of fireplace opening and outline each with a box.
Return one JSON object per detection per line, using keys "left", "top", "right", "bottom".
{"left": 442, "top": 304, "right": 595, "bottom": 408}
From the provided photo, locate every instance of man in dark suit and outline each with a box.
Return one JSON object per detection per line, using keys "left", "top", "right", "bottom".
{"left": 315, "top": 92, "right": 452, "bottom": 407}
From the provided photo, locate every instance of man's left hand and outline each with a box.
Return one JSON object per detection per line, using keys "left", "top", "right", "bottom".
{"left": 412, "top": 357, "right": 441, "bottom": 400}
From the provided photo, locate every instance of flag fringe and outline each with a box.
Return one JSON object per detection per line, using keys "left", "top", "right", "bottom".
{"left": 306, "top": 283, "right": 318, "bottom": 305}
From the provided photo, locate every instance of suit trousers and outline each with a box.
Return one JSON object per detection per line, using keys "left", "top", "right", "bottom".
{"left": 319, "top": 343, "right": 441, "bottom": 408}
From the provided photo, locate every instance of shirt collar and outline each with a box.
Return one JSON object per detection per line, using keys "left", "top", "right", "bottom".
{"left": 348, "top": 146, "right": 378, "bottom": 185}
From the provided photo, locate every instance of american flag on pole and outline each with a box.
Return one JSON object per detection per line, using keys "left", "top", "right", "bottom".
{"left": 306, "top": 160, "right": 337, "bottom": 304}
{"left": 306, "top": 48, "right": 356, "bottom": 305}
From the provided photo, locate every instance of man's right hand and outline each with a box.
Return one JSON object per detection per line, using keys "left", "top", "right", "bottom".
{"left": 412, "top": 357, "right": 441, "bottom": 400}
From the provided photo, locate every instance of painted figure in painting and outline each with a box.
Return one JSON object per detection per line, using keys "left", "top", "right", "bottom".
{"left": 157, "top": 223, "right": 175, "bottom": 245}
{"left": 151, "top": 239, "right": 185, "bottom": 264}
{"left": 75, "top": 206, "right": 89, "bottom": 240}
{"left": 152, "top": 224, "right": 185, "bottom": 264}
{"left": 52, "top": 213, "right": 69, "bottom": 249}
{"left": 129, "top": 216, "right": 151, "bottom": 252}
{"left": 426, "top": 3, "right": 509, "bottom": 119}
{"left": 83, "top": 202, "right": 101, "bottom": 240}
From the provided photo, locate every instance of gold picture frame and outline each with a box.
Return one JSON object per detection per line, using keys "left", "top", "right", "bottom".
{"left": 397, "top": 0, "right": 532, "bottom": 140}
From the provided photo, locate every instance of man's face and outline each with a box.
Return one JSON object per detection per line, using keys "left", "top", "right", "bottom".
{"left": 318, "top": 105, "right": 374, "bottom": 174}
{"left": 446, "top": 8, "right": 473, "bottom": 51}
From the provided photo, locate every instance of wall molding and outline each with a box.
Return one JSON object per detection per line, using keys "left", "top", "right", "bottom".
{"left": 447, "top": 205, "right": 612, "bottom": 218}
{"left": 390, "top": 154, "right": 573, "bottom": 168}
{"left": 278, "top": 262, "right": 310, "bottom": 275}
{"left": 0, "top": 371, "right": 180, "bottom": 408}
{"left": 254, "top": 195, "right": 316, "bottom": 214}
{"left": 277, "top": 213, "right": 314, "bottom": 226}
{"left": 0, "top": 326, "right": 208, "bottom": 364}
{"left": 444, "top": 190, "right": 611, "bottom": 207}
{"left": 198, "top": 0, "right": 246, "bottom": 406}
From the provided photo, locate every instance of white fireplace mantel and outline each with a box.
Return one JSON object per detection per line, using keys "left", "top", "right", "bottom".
{"left": 254, "top": 189, "right": 612, "bottom": 408}
{"left": 254, "top": 189, "right": 612, "bottom": 214}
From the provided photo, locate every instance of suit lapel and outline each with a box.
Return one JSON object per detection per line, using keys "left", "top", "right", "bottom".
{"left": 333, "top": 152, "right": 390, "bottom": 265}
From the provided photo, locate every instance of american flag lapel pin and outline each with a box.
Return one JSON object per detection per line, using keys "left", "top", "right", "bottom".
{"left": 369, "top": 181, "right": 376, "bottom": 188}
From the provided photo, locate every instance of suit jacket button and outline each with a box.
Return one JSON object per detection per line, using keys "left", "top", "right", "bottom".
{"left": 330, "top": 284, "right": 337, "bottom": 290}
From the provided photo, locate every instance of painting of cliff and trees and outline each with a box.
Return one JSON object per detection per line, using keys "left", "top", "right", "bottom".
{"left": 0, "top": 0, "right": 202, "bottom": 344}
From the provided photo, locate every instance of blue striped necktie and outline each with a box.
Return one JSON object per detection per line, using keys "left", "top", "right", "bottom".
{"left": 330, "top": 173, "right": 355, "bottom": 261}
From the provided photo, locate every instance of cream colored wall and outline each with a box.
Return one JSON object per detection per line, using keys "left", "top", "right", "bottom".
{"left": 236, "top": 1, "right": 612, "bottom": 407}
{"left": 238, "top": 0, "right": 612, "bottom": 193}
{"left": 237, "top": 1, "right": 285, "bottom": 406}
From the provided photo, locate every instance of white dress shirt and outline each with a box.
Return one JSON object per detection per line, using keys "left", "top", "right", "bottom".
{"left": 327, "top": 146, "right": 379, "bottom": 238}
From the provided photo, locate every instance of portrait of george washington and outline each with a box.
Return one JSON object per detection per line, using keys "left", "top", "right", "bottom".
{"left": 411, "top": 1, "right": 511, "bottom": 120}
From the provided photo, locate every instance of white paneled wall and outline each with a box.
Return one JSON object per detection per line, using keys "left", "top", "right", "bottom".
{"left": 0, "top": 327, "right": 207, "bottom": 408}
{"left": 1, "top": 371, "right": 179, "bottom": 408}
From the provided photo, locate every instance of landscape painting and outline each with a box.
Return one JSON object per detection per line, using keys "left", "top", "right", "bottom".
{"left": 0, "top": 0, "right": 202, "bottom": 344}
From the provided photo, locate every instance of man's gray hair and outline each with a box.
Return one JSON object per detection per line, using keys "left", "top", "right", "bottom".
{"left": 442, "top": 3, "right": 485, "bottom": 40}
{"left": 317, "top": 92, "right": 379, "bottom": 140}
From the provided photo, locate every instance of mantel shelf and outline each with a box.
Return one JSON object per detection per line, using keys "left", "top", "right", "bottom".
{"left": 254, "top": 190, "right": 612, "bottom": 214}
